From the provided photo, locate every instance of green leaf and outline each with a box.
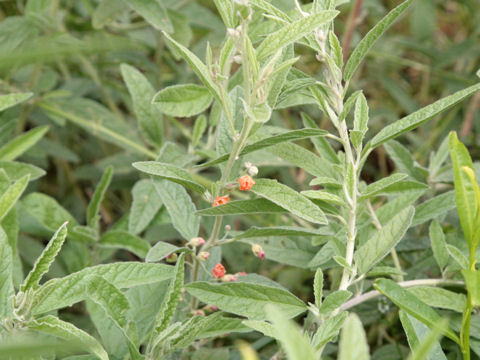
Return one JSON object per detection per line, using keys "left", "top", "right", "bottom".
{"left": 268, "top": 142, "right": 336, "bottom": 179}
{"left": 128, "top": 179, "right": 162, "bottom": 235}
{"left": 162, "top": 32, "right": 221, "bottom": 102}
{"left": 153, "top": 179, "right": 200, "bottom": 240}
{"left": 265, "top": 306, "right": 317, "bottom": 360}
{"left": 449, "top": 131, "right": 476, "bottom": 249}
{"left": 0, "top": 92, "right": 32, "bottom": 112}
{"left": 318, "top": 290, "right": 352, "bottom": 316}
{"left": 185, "top": 281, "right": 307, "bottom": 320}
{"left": 0, "top": 226, "right": 13, "bottom": 318}
{"left": 86, "top": 276, "right": 142, "bottom": 360}
{"left": 123, "top": 0, "right": 172, "bottom": 32}
{"left": 251, "top": 178, "right": 327, "bottom": 225}
{"left": 462, "top": 270, "right": 480, "bottom": 306}
{"left": 38, "top": 101, "right": 157, "bottom": 159}
{"left": 355, "top": 206, "right": 414, "bottom": 274}
{"left": 133, "top": 161, "right": 206, "bottom": 194}
{"left": 0, "top": 126, "right": 48, "bottom": 161}
{"left": 412, "top": 191, "right": 456, "bottom": 227}
{"left": 447, "top": 244, "right": 469, "bottom": 269}
{"left": 407, "top": 287, "right": 466, "bottom": 313}
{"left": 198, "top": 128, "right": 327, "bottom": 168}
{"left": 27, "top": 315, "right": 108, "bottom": 360}
{"left": 366, "top": 266, "right": 406, "bottom": 279}
{"left": 301, "top": 190, "right": 344, "bottom": 205}
{"left": 21, "top": 222, "right": 68, "bottom": 291}
{"left": 92, "top": 0, "right": 127, "bottom": 29}
{"left": 146, "top": 242, "right": 187, "bottom": 263}
{"left": 196, "top": 198, "right": 286, "bottom": 216}
{"left": 369, "top": 83, "right": 480, "bottom": 148}
{"left": 344, "top": 0, "right": 413, "bottom": 82}
{"left": 192, "top": 115, "right": 207, "bottom": 147}
{"left": 384, "top": 141, "right": 426, "bottom": 182}
{"left": 86, "top": 166, "right": 113, "bottom": 231}
{"left": 360, "top": 173, "right": 408, "bottom": 199}
{"left": 213, "top": 0, "right": 234, "bottom": 28}
{"left": 0, "top": 161, "right": 45, "bottom": 181}
{"left": 338, "top": 313, "right": 370, "bottom": 360}
{"left": 399, "top": 311, "right": 447, "bottom": 360}
{"left": 233, "top": 226, "right": 331, "bottom": 240}
{"left": 99, "top": 230, "right": 151, "bottom": 258}
{"left": 314, "top": 268, "right": 323, "bottom": 308}
{"left": 0, "top": 175, "right": 29, "bottom": 222}
{"left": 312, "top": 311, "right": 347, "bottom": 350}
{"left": 20, "top": 192, "right": 77, "bottom": 240}
{"left": 121, "top": 63, "right": 163, "bottom": 147}
{"left": 351, "top": 92, "right": 369, "bottom": 148}
{"left": 429, "top": 220, "right": 449, "bottom": 271}
{"left": 31, "top": 262, "right": 174, "bottom": 315}
{"left": 153, "top": 84, "right": 213, "bottom": 118}
{"left": 154, "top": 253, "right": 185, "bottom": 333}
{"left": 301, "top": 113, "right": 340, "bottom": 165}
{"left": 373, "top": 278, "right": 459, "bottom": 343}
{"left": 87, "top": 276, "right": 130, "bottom": 328}
{"left": 257, "top": 11, "right": 338, "bottom": 60}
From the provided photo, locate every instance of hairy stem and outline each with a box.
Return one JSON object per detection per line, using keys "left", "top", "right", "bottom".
{"left": 340, "top": 279, "right": 464, "bottom": 312}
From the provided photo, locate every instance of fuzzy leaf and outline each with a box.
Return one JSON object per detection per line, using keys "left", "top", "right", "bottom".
{"left": 21, "top": 222, "right": 68, "bottom": 291}
{"left": 128, "top": 179, "right": 162, "bottom": 235}
{"left": 257, "top": 11, "right": 338, "bottom": 60}
{"left": 355, "top": 206, "right": 414, "bottom": 274}
{"left": 0, "top": 92, "right": 32, "bottom": 112}
{"left": 312, "top": 311, "right": 347, "bottom": 350}
{"left": 0, "top": 226, "right": 13, "bottom": 318}
{"left": 32, "top": 262, "right": 173, "bottom": 315}
{"left": 233, "top": 226, "right": 331, "bottom": 240}
{"left": 153, "top": 84, "right": 213, "bottom": 117}
{"left": 121, "top": 63, "right": 163, "bottom": 147}
{"left": 344, "top": 0, "right": 413, "bottom": 82}
{"left": 27, "top": 315, "right": 108, "bottom": 360}
{"left": 338, "top": 313, "right": 370, "bottom": 360}
{"left": 374, "top": 278, "right": 459, "bottom": 343}
{"left": 370, "top": 83, "right": 480, "bottom": 148}
{"left": 0, "top": 174, "right": 29, "bottom": 222}
{"left": 133, "top": 161, "right": 206, "bottom": 194}
{"left": 429, "top": 220, "right": 449, "bottom": 270}
{"left": 86, "top": 166, "right": 113, "bottom": 231}
{"left": 198, "top": 128, "right": 327, "bottom": 168}
{"left": 196, "top": 198, "right": 286, "bottom": 216}
{"left": 251, "top": 179, "right": 327, "bottom": 225}
{"left": 318, "top": 290, "right": 352, "bottom": 316}
{"left": 0, "top": 126, "right": 48, "bottom": 161}
{"left": 186, "top": 281, "right": 306, "bottom": 320}
{"left": 99, "top": 230, "right": 151, "bottom": 258}
{"left": 123, "top": 0, "right": 172, "bottom": 32}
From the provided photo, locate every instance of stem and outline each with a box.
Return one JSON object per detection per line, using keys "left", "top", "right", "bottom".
{"left": 337, "top": 121, "right": 358, "bottom": 291}
{"left": 461, "top": 257, "right": 476, "bottom": 359}
{"left": 339, "top": 279, "right": 464, "bottom": 312}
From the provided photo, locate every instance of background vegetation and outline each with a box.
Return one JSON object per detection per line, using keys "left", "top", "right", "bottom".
{"left": 1, "top": 0, "right": 480, "bottom": 359}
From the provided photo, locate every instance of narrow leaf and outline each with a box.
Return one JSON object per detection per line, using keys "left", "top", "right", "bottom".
{"left": 370, "top": 83, "right": 480, "bottom": 148}
{"left": 257, "top": 11, "right": 339, "bottom": 60}
{"left": 0, "top": 92, "right": 33, "bottom": 112}
{"left": 355, "top": 206, "right": 414, "bottom": 274}
{"left": 99, "top": 230, "right": 151, "bottom": 258}
{"left": 0, "top": 174, "right": 29, "bottom": 222}
{"left": 374, "top": 278, "right": 459, "bottom": 343}
{"left": 338, "top": 313, "right": 370, "bottom": 360}
{"left": 251, "top": 179, "right": 328, "bottom": 225}
{"left": 0, "top": 126, "right": 48, "bottom": 161}
{"left": 344, "top": 0, "right": 413, "bottom": 82}
{"left": 133, "top": 161, "right": 206, "bottom": 194}
{"left": 86, "top": 166, "right": 113, "bottom": 230}
{"left": 185, "top": 281, "right": 307, "bottom": 320}
{"left": 196, "top": 198, "right": 286, "bottom": 216}
{"left": 21, "top": 222, "right": 68, "bottom": 291}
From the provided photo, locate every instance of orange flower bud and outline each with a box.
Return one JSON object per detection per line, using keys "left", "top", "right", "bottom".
{"left": 251, "top": 244, "right": 265, "bottom": 260}
{"left": 212, "top": 263, "right": 226, "bottom": 278}
{"left": 166, "top": 253, "right": 178, "bottom": 263}
{"left": 213, "top": 195, "right": 229, "bottom": 207}
{"left": 238, "top": 175, "right": 255, "bottom": 191}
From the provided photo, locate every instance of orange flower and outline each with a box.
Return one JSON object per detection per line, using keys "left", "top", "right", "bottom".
{"left": 212, "top": 263, "right": 226, "bottom": 278}
{"left": 238, "top": 175, "right": 255, "bottom": 191}
{"left": 213, "top": 195, "right": 229, "bottom": 207}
